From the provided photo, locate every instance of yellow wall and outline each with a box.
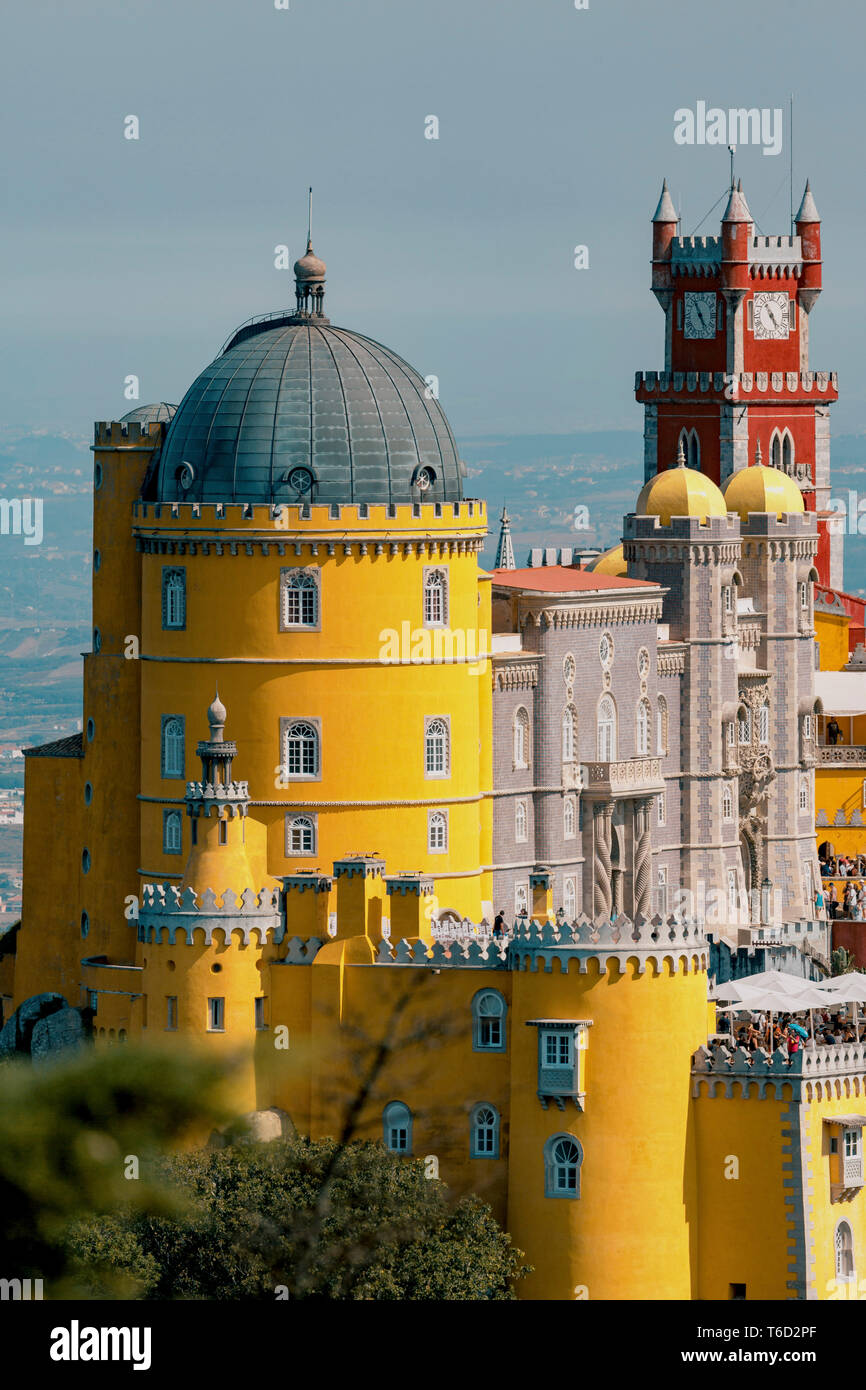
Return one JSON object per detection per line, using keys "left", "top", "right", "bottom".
{"left": 815, "top": 609, "right": 850, "bottom": 671}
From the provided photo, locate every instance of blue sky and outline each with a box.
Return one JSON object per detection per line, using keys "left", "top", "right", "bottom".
{"left": 2, "top": 0, "right": 865, "bottom": 441}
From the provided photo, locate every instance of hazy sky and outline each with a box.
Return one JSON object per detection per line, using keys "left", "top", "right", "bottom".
{"left": 3, "top": 0, "right": 865, "bottom": 443}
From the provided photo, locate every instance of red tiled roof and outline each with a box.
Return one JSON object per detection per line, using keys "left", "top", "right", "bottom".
{"left": 23, "top": 733, "right": 84, "bottom": 759}
{"left": 490, "top": 566, "right": 657, "bottom": 594}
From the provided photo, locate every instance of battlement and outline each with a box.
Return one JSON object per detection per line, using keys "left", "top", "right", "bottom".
{"left": 749, "top": 235, "right": 802, "bottom": 271}
{"left": 333, "top": 856, "right": 386, "bottom": 880}
{"left": 692, "top": 1040, "right": 866, "bottom": 1101}
{"left": 130, "top": 498, "right": 487, "bottom": 536}
{"left": 93, "top": 421, "right": 166, "bottom": 448}
{"left": 185, "top": 780, "right": 250, "bottom": 815}
{"left": 671, "top": 237, "right": 722, "bottom": 275}
{"left": 740, "top": 511, "right": 818, "bottom": 539}
{"left": 511, "top": 913, "right": 707, "bottom": 975}
{"left": 635, "top": 370, "right": 837, "bottom": 398}
{"left": 138, "top": 883, "right": 283, "bottom": 946}
{"left": 625, "top": 513, "right": 741, "bottom": 541}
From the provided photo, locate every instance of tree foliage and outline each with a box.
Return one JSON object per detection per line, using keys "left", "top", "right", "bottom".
{"left": 67, "top": 1136, "right": 529, "bottom": 1300}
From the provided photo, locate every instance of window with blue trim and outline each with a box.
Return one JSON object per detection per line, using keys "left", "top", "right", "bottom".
{"left": 544, "top": 1133, "right": 583, "bottom": 1199}
{"left": 471, "top": 1104, "right": 500, "bottom": 1159}
{"left": 383, "top": 1101, "right": 412, "bottom": 1154}
{"left": 472, "top": 989, "right": 506, "bottom": 1052}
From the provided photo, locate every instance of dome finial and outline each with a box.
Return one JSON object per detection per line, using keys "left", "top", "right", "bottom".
{"left": 293, "top": 189, "right": 328, "bottom": 321}
{"left": 755, "top": 439, "right": 762, "bottom": 467}
{"left": 676, "top": 438, "right": 687, "bottom": 468}
{"left": 207, "top": 688, "right": 227, "bottom": 743}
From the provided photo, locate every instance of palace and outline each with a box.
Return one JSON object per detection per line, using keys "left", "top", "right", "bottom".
{"left": 3, "top": 181, "right": 866, "bottom": 1300}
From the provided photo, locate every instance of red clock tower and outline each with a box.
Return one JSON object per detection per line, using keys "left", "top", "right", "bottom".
{"left": 636, "top": 178, "right": 840, "bottom": 589}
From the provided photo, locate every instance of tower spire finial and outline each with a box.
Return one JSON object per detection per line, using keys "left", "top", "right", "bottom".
{"left": 307, "top": 186, "right": 313, "bottom": 249}
{"left": 495, "top": 504, "right": 516, "bottom": 570}
{"left": 755, "top": 439, "right": 762, "bottom": 467}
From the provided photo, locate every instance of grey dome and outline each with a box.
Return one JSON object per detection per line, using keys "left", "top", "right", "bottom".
{"left": 152, "top": 319, "right": 463, "bottom": 505}
{"left": 121, "top": 402, "right": 177, "bottom": 425}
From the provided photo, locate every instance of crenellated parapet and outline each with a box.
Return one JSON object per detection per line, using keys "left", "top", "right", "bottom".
{"left": 510, "top": 913, "right": 707, "bottom": 975}
{"left": 184, "top": 780, "right": 250, "bottom": 815}
{"left": 635, "top": 370, "right": 837, "bottom": 400}
{"left": 138, "top": 883, "right": 283, "bottom": 946}
{"left": 692, "top": 1040, "right": 866, "bottom": 1101}
{"left": 374, "top": 936, "right": 508, "bottom": 968}
{"left": 94, "top": 420, "right": 167, "bottom": 448}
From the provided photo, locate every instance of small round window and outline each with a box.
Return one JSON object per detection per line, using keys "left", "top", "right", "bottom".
{"left": 84, "top": 782, "right": 93, "bottom": 805}
{"left": 93, "top": 549, "right": 101, "bottom": 572}
{"left": 94, "top": 462, "right": 103, "bottom": 490}
{"left": 82, "top": 848, "right": 91, "bottom": 874}
{"left": 80, "top": 911, "right": 89, "bottom": 939}
{"left": 412, "top": 465, "right": 437, "bottom": 492}
{"left": 93, "top": 628, "right": 101, "bottom": 653}
{"left": 86, "top": 718, "right": 95, "bottom": 742}
{"left": 599, "top": 633, "right": 613, "bottom": 669}
{"left": 287, "top": 467, "right": 314, "bottom": 495}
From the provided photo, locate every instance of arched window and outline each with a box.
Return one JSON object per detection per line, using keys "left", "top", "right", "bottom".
{"left": 678, "top": 427, "right": 700, "bottom": 470}
{"left": 161, "top": 716, "right": 184, "bottom": 778}
{"left": 656, "top": 695, "right": 668, "bottom": 755}
{"left": 722, "top": 784, "right": 733, "bottom": 821}
{"left": 738, "top": 709, "right": 751, "bottom": 745}
{"left": 162, "top": 567, "right": 186, "bottom": 630}
{"left": 283, "top": 720, "right": 319, "bottom": 778}
{"left": 597, "top": 696, "right": 616, "bottom": 761}
{"left": 563, "top": 876, "right": 576, "bottom": 920}
{"left": 471, "top": 1104, "right": 500, "bottom": 1159}
{"left": 513, "top": 706, "right": 530, "bottom": 769}
{"left": 383, "top": 1101, "right": 412, "bottom": 1155}
{"left": 425, "top": 717, "right": 449, "bottom": 777}
{"left": 563, "top": 797, "right": 576, "bottom": 839}
{"left": 636, "top": 698, "right": 651, "bottom": 756}
{"left": 472, "top": 989, "right": 506, "bottom": 1052}
{"left": 423, "top": 567, "right": 449, "bottom": 626}
{"left": 799, "top": 776, "right": 809, "bottom": 815}
{"left": 515, "top": 799, "right": 527, "bottom": 843}
{"left": 281, "top": 569, "right": 318, "bottom": 628}
{"left": 286, "top": 814, "right": 316, "bottom": 854}
{"left": 783, "top": 431, "right": 794, "bottom": 472}
{"left": 759, "top": 703, "right": 770, "bottom": 745}
{"left": 163, "top": 809, "right": 182, "bottom": 855}
{"left": 562, "top": 705, "right": 577, "bottom": 762}
{"left": 835, "top": 1220, "right": 855, "bottom": 1282}
{"left": 428, "top": 809, "right": 448, "bottom": 852}
{"left": 544, "top": 1133, "right": 583, "bottom": 1199}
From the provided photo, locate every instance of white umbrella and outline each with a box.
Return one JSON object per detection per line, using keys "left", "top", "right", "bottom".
{"left": 814, "top": 972, "right": 866, "bottom": 1040}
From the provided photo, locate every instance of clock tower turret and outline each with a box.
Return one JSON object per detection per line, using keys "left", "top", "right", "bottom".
{"left": 636, "top": 177, "right": 840, "bottom": 587}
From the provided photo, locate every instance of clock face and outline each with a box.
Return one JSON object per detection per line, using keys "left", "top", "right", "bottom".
{"left": 683, "top": 291, "right": 716, "bottom": 339}
{"left": 599, "top": 634, "right": 613, "bottom": 668}
{"left": 753, "top": 291, "right": 790, "bottom": 339}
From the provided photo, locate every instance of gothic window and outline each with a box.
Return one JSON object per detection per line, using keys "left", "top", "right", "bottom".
{"left": 723, "top": 584, "right": 733, "bottom": 615}
{"left": 563, "top": 876, "right": 576, "bottom": 919}
{"left": 428, "top": 809, "right": 448, "bottom": 853}
{"left": 471, "top": 1104, "right": 500, "bottom": 1159}
{"left": 280, "top": 569, "right": 319, "bottom": 628}
{"left": 563, "top": 797, "right": 576, "bottom": 840}
{"left": 544, "top": 1134, "right": 583, "bottom": 1199}
{"left": 285, "top": 813, "right": 316, "bottom": 855}
{"left": 513, "top": 706, "right": 530, "bottom": 769}
{"left": 679, "top": 428, "right": 700, "bottom": 469}
{"left": 425, "top": 717, "right": 450, "bottom": 777}
{"left": 770, "top": 430, "right": 782, "bottom": 469}
{"left": 597, "top": 695, "right": 616, "bottom": 761}
{"left": 636, "top": 699, "right": 651, "bottom": 756}
{"left": 799, "top": 581, "right": 809, "bottom": 611}
{"left": 423, "top": 567, "right": 449, "bottom": 626}
{"left": 515, "top": 799, "right": 528, "bottom": 843}
{"left": 163, "top": 809, "right": 182, "bottom": 855}
{"left": 722, "top": 784, "right": 734, "bottom": 821}
{"left": 162, "top": 567, "right": 186, "bottom": 630}
{"left": 783, "top": 431, "right": 794, "bottom": 471}
{"left": 655, "top": 866, "right": 668, "bottom": 916}
{"left": 835, "top": 1220, "right": 855, "bottom": 1282}
{"left": 759, "top": 703, "right": 770, "bottom": 745}
{"left": 799, "top": 776, "right": 810, "bottom": 815}
{"left": 161, "top": 715, "right": 185, "bottom": 778}
{"left": 383, "top": 1101, "right": 412, "bottom": 1154}
{"left": 657, "top": 695, "right": 668, "bottom": 755}
{"left": 472, "top": 989, "right": 506, "bottom": 1052}
{"left": 562, "top": 705, "right": 577, "bottom": 762}
{"left": 282, "top": 720, "right": 320, "bottom": 778}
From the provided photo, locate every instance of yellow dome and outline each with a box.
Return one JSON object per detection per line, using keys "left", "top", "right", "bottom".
{"left": 586, "top": 543, "right": 627, "bottom": 577}
{"left": 723, "top": 464, "right": 805, "bottom": 521}
{"left": 635, "top": 465, "right": 728, "bottom": 525}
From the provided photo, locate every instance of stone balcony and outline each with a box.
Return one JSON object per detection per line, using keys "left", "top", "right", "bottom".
{"left": 582, "top": 757, "right": 665, "bottom": 799}
{"left": 817, "top": 746, "right": 866, "bottom": 767}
